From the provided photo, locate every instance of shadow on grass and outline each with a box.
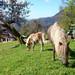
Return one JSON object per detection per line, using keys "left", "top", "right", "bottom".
{"left": 69, "top": 62, "right": 75, "bottom": 68}
{"left": 69, "top": 48, "right": 75, "bottom": 68}
{"left": 10, "top": 44, "right": 20, "bottom": 48}
{"left": 44, "top": 48, "right": 53, "bottom": 51}
{"left": 69, "top": 49, "right": 75, "bottom": 59}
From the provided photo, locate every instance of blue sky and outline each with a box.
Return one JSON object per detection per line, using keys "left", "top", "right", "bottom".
{"left": 20, "top": 0, "right": 62, "bottom": 19}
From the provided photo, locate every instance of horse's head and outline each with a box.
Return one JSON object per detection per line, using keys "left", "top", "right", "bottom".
{"left": 26, "top": 37, "right": 32, "bottom": 49}
{"left": 58, "top": 41, "right": 70, "bottom": 66}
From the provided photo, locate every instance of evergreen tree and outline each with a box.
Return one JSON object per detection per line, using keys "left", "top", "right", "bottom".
{"left": 59, "top": 0, "right": 75, "bottom": 32}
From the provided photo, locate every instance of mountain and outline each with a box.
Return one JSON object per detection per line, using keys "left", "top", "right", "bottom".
{"left": 36, "top": 10, "right": 62, "bottom": 27}
{"left": 9, "top": 10, "right": 62, "bottom": 34}
{"left": 24, "top": 11, "right": 62, "bottom": 32}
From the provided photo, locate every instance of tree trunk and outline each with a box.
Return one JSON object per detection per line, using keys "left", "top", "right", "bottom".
{"left": 3, "top": 22, "right": 25, "bottom": 44}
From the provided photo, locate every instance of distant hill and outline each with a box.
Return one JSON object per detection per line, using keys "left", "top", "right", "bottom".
{"left": 24, "top": 11, "right": 62, "bottom": 32}
{"left": 35, "top": 10, "right": 62, "bottom": 27}
{"left": 15, "top": 10, "right": 62, "bottom": 32}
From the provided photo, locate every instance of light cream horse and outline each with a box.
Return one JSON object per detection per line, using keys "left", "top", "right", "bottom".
{"left": 26, "top": 32, "right": 45, "bottom": 51}
{"left": 47, "top": 22, "right": 69, "bottom": 66}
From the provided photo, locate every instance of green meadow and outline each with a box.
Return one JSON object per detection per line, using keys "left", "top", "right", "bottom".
{"left": 0, "top": 40, "right": 75, "bottom": 75}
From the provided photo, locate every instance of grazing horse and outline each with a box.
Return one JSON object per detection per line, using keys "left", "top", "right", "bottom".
{"left": 26, "top": 32, "right": 45, "bottom": 51}
{"left": 47, "top": 22, "right": 69, "bottom": 66}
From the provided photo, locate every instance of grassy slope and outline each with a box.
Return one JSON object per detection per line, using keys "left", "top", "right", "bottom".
{"left": 0, "top": 40, "right": 75, "bottom": 75}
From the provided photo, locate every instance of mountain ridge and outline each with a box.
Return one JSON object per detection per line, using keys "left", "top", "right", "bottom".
{"left": 29, "top": 10, "right": 62, "bottom": 27}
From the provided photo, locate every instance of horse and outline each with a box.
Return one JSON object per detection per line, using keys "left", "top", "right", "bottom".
{"left": 26, "top": 32, "right": 45, "bottom": 51}
{"left": 47, "top": 22, "right": 69, "bottom": 66}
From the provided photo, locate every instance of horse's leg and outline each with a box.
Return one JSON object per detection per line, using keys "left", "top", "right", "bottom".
{"left": 31, "top": 42, "right": 35, "bottom": 51}
{"left": 32, "top": 44, "right": 35, "bottom": 51}
{"left": 42, "top": 41, "right": 44, "bottom": 50}
{"left": 41, "top": 43, "right": 43, "bottom": 52}
{"left": 53, "top": 46, "right": 55, "bottom": 61}
{"left": 39, "top": 41, "right": 44, "bottom": 52}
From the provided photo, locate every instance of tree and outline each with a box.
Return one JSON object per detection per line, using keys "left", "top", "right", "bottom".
{"left": 0, "top": 0, "right": 30, "bottom": 44}
{"left": 5, "top": 0, "right": 30, "bottom": 22}
{"left": 20, "top": 20, "right": 44, "bottom": 36}
{"left": 59, "top": 0, "right": 75, "bottom": 32}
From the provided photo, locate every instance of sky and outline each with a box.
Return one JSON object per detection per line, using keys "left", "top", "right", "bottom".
{"left": 27, "top": 0, "right": 62, "bottom": 19}
{"left": 19, "top": 0, "right": 62, "bottom": 19}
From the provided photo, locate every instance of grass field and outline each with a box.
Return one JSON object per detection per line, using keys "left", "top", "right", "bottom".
{"left": 0, "top": 40, "right": 75, "bottom": 75}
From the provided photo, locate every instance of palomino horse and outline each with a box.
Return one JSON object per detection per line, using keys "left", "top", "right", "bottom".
{"left": 26, "top": 32, "right": 45, "bottom": 51}
{"left": 47, "top": 22, "right": 69, "bottom": 66}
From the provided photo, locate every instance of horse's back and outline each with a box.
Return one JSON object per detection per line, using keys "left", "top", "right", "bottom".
{"left": 47, "top": 22, "right": 60, "bottom": 43}
{"left": 48, "top": 22, "right": 67, "bottom": 44}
